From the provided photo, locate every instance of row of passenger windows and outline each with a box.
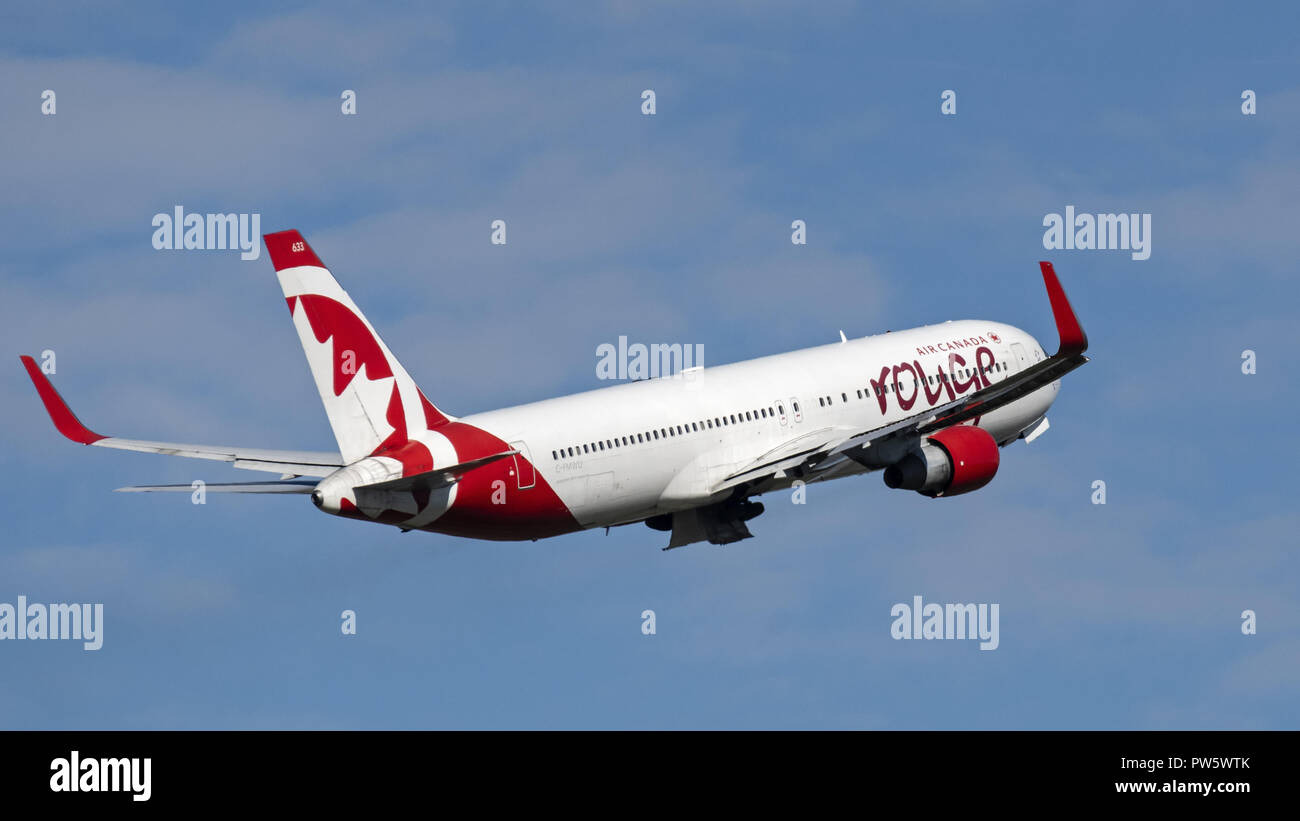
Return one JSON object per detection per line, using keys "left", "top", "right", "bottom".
{"left": 818, "top": 361, "right": 1008, "bottom": 406}
{"left": 552, "top": 401, "right": 803, "bottom": 461}
{"left": 551, "top": 360, "right": 1009, "bottom": 460}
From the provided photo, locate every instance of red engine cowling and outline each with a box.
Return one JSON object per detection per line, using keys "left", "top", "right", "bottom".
{"left": 882, "top": 425, "right": 1000, "bottom": 497}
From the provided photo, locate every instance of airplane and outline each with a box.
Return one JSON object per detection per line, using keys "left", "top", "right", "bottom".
{"left": 20, "top": 230, "right": 1089, "bottom": 549}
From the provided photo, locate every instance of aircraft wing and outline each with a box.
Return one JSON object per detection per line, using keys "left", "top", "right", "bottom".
{"left": 19, "top": 356, "right": 344, "bottom": 478}
{"left": 714, "top": 261, "right": 1089, "bottom": 493}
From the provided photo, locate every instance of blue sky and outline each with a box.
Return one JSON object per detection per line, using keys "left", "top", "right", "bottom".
{"left": 1, "top": 2, "right": 1296, "bottom": 728}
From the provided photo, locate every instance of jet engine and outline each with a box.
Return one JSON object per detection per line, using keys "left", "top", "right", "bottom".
{"left": 882, "top": 425, "right": 1000, "bottom": 497}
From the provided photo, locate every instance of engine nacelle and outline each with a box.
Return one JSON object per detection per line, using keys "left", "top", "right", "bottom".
{"left": 882, "top": 425, "right": 1000, "bottom": 498}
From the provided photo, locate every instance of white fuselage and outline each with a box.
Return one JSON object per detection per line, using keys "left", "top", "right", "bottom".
{"left": 464, "top": 319, "right": 1057, "bottom": 529}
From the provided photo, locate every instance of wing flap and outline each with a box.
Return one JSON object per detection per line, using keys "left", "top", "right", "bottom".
{"left": 715, "top": 426, "right": 850, "bottom": 490}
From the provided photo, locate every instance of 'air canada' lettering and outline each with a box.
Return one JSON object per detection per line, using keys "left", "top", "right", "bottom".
{"left": 868, "top": 345, "right": 995, "bottom": 415}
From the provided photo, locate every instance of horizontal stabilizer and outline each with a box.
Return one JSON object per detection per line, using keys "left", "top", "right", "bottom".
{"left": 116, "top": 480, "right": 318, "bottom": 493}
{"left": 355, "top": 450, "right": 517, "bottom": 496}
{"left": 349, "top": 450, "right": 517, "bottom": 519}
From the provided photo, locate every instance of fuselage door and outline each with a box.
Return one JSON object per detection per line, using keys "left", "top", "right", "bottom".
{"left": 509, "top": 440, "right": 536, "bottom": 490}
{"left": 1010, "top": 342, "right": 1031, "bottom": 373}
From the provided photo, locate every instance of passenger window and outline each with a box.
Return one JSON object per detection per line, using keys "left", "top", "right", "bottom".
{"left": 841, "top": 392, "right": 847, "bottom": 403}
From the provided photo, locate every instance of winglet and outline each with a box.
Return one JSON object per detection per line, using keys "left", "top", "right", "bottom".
{"left": 19, "top": 356, "right": 106, "bottom": 444}
{"left": 263, "top": 229, "right": 325, "bottom": 272}
{"left": 1040, "top": 261, "right": 1088, "bottom": 357}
